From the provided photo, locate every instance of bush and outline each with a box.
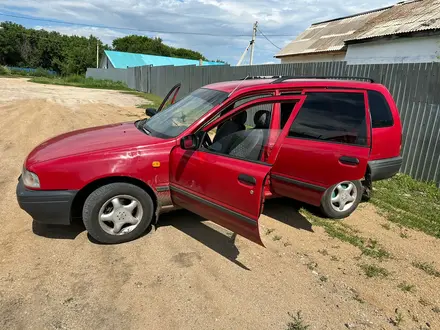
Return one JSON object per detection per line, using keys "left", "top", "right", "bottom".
{"left": 0, "top": 66, "right": 11, "bottom": 75}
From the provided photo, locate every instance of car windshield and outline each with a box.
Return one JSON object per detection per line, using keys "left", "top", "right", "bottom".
{"left": 143, "top": 88, "right": 228, "bottom": 139}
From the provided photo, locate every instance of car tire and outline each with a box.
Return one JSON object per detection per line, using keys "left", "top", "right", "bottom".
{"left": 83, "top": 183, "right": 154, "bottom": 244}
{"left": 320, "top": 180, "right": 362, "bottom": 219}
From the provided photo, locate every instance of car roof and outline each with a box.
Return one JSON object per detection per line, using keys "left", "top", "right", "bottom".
{"left": 204, "top": 78, "right": 380, "bottom": 93}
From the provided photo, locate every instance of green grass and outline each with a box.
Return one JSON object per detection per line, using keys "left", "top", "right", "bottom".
{"left": 398, "top": 282, "right": 415, "bottom": 293}
{"left": 30, "top": 75, "right": 131, "bottom": 90}
{"left": 301, "top": 209, "right": 391, "bottom": 261}
{"left": 412, "top": 261, "right": 440, "bottom": 278}
{"left": 122, "top": 91, "right": 163, "bottom": 109}
{"left": 360, "top": 264, "right": 390, "bottom": 278}
{"left": 27, "top": 75, "right": 163, "bottom": 109}
{"left": 371, "top": 174, "right": 440, "bottom": 238}
{"left": 286, "top": 311, "right": 310, "bottom": 330}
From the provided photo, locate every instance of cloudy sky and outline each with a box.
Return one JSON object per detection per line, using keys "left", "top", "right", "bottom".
{"left": 0, "top": 0, "right": 395, "bottom": 64}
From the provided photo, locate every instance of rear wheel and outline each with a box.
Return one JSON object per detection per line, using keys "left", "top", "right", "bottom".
{"left": 320, "top": 180, "right": 362, "bottom": 219}
{"left": 83, "top": 183, "right": 154, "bottom": 244}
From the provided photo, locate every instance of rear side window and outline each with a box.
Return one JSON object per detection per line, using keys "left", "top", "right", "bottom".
{"left": 368, "top": 90, "right": 394, "bottom": 128}
{"left": 288, "top": 92, "right": 367, "bottom": 146}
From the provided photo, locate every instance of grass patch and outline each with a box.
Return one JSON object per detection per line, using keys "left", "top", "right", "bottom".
{"left": 28, "top": 75, "right": 162, "bottom": 109}
{"left": 30, "top": 75, "right": 131, "bottom": 90}
{"left": 398, "top": 282, "right": 415, "bottom": 293}
{"left": 122, "top": 91, "right": 163, "bottom": 109}
{"left": 360, "top": 264, "right": 390, "bottom": 278}
{"left": 371, "top": 174, "right": 440, "bottom": 238}
{"left": 301, "top": 209, "right": 391, "bottom": 261}
{"left": 286, "top": 311, "right": 310, "bottom": 330}
{"left": 412, "top": 261, "right": 440, "bottom": 278}
{"left": 272, "top": 235, "right": 282, "bottom": 241}
{"left": 319, "top": 275, "right": 328, "bottom": 282}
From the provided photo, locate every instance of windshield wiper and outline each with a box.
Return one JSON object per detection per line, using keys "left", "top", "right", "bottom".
{"left": 142, "top": 127, "right": 151, "bottom": 135}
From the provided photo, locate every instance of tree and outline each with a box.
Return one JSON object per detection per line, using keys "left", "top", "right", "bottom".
{"left": 0, "top": 22, "right": 108, "bottom": 75}
{"left": 112, "top": 35, "right": 207, "bottom": 60}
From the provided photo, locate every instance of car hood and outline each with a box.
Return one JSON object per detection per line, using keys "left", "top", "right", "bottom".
{"left": 26, "top": 122, "right": 167, "bottom": 166}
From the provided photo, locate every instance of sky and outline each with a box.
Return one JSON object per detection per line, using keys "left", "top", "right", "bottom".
{"left": 0, "top": 0, "right": 395, "bottom": 65}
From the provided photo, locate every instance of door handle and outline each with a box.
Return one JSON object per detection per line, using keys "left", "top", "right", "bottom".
{"left": 238, "top": 174, "right": 257, "bottom": 186}
{"left": 339, "top": 156, "right": 360, "bottom": 165}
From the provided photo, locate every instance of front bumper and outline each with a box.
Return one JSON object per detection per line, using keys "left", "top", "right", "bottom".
{"left": 16, "top": 177, "right": 77, "bottom": 225}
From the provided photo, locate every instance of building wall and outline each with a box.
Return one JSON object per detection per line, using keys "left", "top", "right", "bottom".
{"left": 279, "top": 52, "right": 346, "bottom": 63}
{"left": 345, "top": 36, "right": 440, "bottom": 64}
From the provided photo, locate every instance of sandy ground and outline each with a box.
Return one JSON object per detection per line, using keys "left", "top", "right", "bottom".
{"left": 0, "top": 78, "right": 439, "bottom": 330}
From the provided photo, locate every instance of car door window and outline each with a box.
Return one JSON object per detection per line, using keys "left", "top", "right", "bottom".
{"left": 200, "top": 102, "right": 278, "bottom": 162}
{"left": 288, "top": 92, "right": 368, "bottom": 146}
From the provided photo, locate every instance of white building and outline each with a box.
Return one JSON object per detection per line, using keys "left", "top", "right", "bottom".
{"left": 275, "top": 0, "right": 440, "bottom": 65}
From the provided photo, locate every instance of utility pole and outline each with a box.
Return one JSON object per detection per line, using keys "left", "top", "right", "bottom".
{"left": 249, "top": 21, "right": 258, "bottom": 65}
{"left": 236, "top": 21, "right": 258, "bottom": 66}
{"left": 96, "top": 42, "right": 99, "bottom": 68}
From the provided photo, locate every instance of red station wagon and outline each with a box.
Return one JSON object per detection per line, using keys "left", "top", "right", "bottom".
{"left": 17, "top": 76, "right": 403, "bottom": 245}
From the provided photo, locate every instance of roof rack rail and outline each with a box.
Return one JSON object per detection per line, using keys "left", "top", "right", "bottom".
{"left": 239, "top": 75, "right": 282, "bottom": 80}
{"left": 271, "top": 76, "right": 375, "bottom": 84}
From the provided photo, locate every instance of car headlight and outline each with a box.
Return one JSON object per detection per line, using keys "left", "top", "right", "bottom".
{"left": 22, "top": 167, "right": 40, "bottom": 188}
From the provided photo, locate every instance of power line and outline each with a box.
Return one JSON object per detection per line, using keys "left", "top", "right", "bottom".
{"left": 257, "top": 27, "right": 282, "bottom": 50}
{"left": 0, "top": 12, "right": 296, "bottom": 37}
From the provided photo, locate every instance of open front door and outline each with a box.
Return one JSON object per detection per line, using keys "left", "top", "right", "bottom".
{"left": 157, "top": 83, "right": 181, "bottom": 112}
{"left": 169, "top": 95, "right": 306, "bottom": 245}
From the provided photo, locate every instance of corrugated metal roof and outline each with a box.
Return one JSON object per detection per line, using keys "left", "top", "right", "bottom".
{"left": 104, "top": 50, "right": 224, "bottom": 69}
{"left": 276, "top": 0, "right": 440, "bottom": 58}
{"left": 346, "top": 0, "right": 440, "bottom": 42}
{"left": 276, "top": 9, "right": 386, "bottom": 57}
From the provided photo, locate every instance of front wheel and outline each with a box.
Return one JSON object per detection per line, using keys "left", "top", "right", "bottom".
{"left": 320, "top": 180, "right": 362, "bottom": 219}
{"left": 83, "top": 183, "right": 154, "bottom": 244}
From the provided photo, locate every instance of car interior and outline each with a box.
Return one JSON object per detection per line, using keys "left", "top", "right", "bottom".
{"left": 200, "top": 104, "right": 273, "bottom": 162}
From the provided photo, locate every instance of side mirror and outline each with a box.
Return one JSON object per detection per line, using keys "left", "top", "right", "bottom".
{"left": 180, "top": 134, "right": 199, "bottom": 150}
{"left": 145, "top": 108, "right": 157, "bottom": 117}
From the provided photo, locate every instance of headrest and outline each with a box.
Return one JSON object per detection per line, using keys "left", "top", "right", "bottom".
{"left": 233, "top": 111, "right": 247, "bottom": 125}
{"left": 254, "top": 110, "right": 270, "bottom": 128}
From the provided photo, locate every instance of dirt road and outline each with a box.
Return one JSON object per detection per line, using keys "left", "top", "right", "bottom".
{"left": 0, "top": 78, "right": 439, "bottom": 330}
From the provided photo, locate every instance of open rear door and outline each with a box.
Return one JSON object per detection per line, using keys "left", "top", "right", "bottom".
{"left": 169, "top": 95, "right": 306, "bottom": 245}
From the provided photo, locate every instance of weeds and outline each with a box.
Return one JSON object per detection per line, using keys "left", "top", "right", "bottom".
{"left": 330, "top": 256, "right": 339, "bottom": 261}
{"left": 301, "top": 209, "right": 391, "bottom": 261}
{"left": 265, "top": 228, "right": 275, "bottom": 235}
{"left": 353, "top": 293, "right": 365, "bottom": 304}
{"left": 371, "top": 174, "right": 440, "bottom": 238}
{"left": 307, "top": 262, "right": 318, "bottom": 271}
{"left": 319, "top": 275, "right": 328, "bottom": 282}
{"left": 381, "top": 223, "right": 391, "bottom": 230}
{"left": 360, "top": 264, "right": 389, "bottom": 278}
{"left": 412, "top": 261, "right": 440, "bottom": 278}
{"left": 318, "top": 249, "right": 329, "bottom": 256}
{"left": 272, "top": 235, "right": 282, "bottom": 241}
{"left": 398, "top": 282, "right": 415, "bottom": 293}
{"left": 286, "top": 311, "right": 310, "bottom": 330}
{"left": 419, "top": 298, "right": 430, "bottom": 307}
{"left": 389, "top": 309, "right": 404, "bottom": 327}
